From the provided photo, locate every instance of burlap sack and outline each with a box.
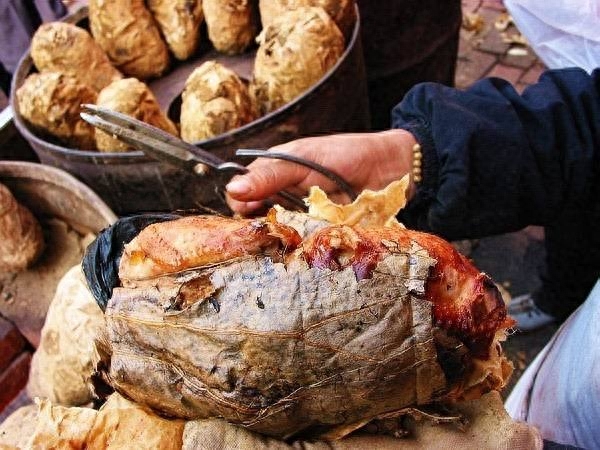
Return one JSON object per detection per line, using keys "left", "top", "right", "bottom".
{"left": 0, "top": 392, "right": 541, "bottom": 449}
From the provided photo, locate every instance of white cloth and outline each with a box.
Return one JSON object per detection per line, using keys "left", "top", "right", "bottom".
{"left": 504, "top": 0, "right": 600, "bottom": 73}
{"left": 505, "top": 279, "right": 600, "bottom": 448}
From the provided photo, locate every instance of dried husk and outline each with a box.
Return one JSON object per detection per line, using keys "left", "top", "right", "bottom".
{"left": 16, "top": 72, "right": 97, "bottom": 150}
{"left": 0, "top": 405, "right": 38, "bottom": 449}
{"left": 203, "top": 0, "right": 259, "bottom": 55}
{"left": 259, "top": 0, "right": 356, "bottom": 41}
{"left": 180, "top": 61, "right": 257, "bottom": 142}
{"left": 0, "top": 183, "right": 44, "bottom": 272}
{"left": 85, "top": 393, "right": 185, "bottom": 449}
{"left": 26, "top": 399, "right": 98, "bottom": 449}
{"left": 30, "top": 22, "right": 122, "bottom": 93}
{"left": 251, "top": 7, "right": 344, "bottom": 114}
{"left": 147, "top": 0, "right": 204, "bottom": 60}
{"left": 88, "top": 0, "right": 170, "bottom": 79}
{"left": 27, "top": 265, "right": 105, "bottom": 406}
{"left": 95, "top": 78, "right": 178, "bottom": 152}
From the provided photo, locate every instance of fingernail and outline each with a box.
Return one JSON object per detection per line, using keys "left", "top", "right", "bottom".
{"left": 226, "top": 177, "right": 252, "bottom": 195}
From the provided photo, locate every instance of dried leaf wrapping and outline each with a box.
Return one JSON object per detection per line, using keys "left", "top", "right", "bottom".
{"left": 95, "top": 78, "right": 178, "bottom": 152}
{"left": 0, "top": 405, "right": 38, "bottom": 449}
{"left": 0, "top": 393, "right": 542, "bottom": 449}
{"left": 85, "top": 393, "right": 185, "bottom": 449}
{"left": 147, "top": 0, "right": 204, "bottom": 60}
{"left": 30, "top": 22, "right": 122, "bottom": 93}
{"left": 258, "top": 0, "right": 356, "bottom": 41}
{"left": 251, "top": 6, "right": 344, "bottom": 114}
{"left": 99, "top": 242, "right": 452, "bottom": 439}
{"left": 88, "top": 0, "right": 170, "bottom": 79}
{"left": 203, "top": 0, "right": 258, "bottom": 55}
{"left": 27, "top": 398, "right": 98, "bottom": 449}
{"left": 180, "top": 61, "right": 257, "bottom": 142}
{"left": 306, "top": 177, "right": 409, "bottom": 228}
{"left": 16, "top": 72, "right": 97, "bottom": 150}
{"left": 1, "top": 394, "right": 184, "bottom": 450}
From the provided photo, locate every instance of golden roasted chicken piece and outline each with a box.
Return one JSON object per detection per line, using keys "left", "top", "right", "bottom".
{"left": 119, "top": 215, "right": 301, "bottom": 281}
{"left": 304, "top": 225, "right": 514, "bottom": 358}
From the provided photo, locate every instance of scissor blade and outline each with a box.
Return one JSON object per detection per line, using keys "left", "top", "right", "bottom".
{"left": 81, "top": 112, "right": 206, "bottom": 173}
{"left": 81, "top": 104, "right": 247, "bottom": 174}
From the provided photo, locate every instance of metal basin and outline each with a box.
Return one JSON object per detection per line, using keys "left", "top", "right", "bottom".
{"left": 10, "top": 6, "right": 368, "bottom": 214}
{"left": 0, "top": 161, "right": 116, "bottom": 347}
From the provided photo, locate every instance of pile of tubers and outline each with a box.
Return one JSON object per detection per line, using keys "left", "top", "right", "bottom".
{"left": 15, "top": 1, "right": 355, "bottom": 150}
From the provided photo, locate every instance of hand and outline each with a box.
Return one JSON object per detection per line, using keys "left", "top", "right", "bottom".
{"left": 226, "top": 129, "right": 418, "bottom": 215}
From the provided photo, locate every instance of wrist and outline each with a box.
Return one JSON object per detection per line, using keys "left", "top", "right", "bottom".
{"left": 378, "top": 129, "right": 418, "bottom": 200}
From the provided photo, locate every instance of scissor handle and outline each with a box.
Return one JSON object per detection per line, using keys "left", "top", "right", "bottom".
{"left": 236, "top": 149, "right": 357, "bottom": 201}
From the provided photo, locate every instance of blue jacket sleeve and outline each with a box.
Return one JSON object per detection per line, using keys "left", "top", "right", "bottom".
{"left": 392, "top": 67, "right": 600, "bottom": 240}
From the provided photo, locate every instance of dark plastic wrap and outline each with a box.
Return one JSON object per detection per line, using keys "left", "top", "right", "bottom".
{"left": 82, "top": 214, "right": 179, "bottom": 311}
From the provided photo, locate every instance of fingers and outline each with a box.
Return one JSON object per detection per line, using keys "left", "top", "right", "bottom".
{"left": 226, "top": 154, "right": 310, "bottom": 202}
{"left": 226, "top": 135, "right": 359, "bottom": 205}
{"left": 225, "top": 130, "right": 418, "bottom": 216}
{"left": 226, "top": 196, "right": 265, "bottom": 216}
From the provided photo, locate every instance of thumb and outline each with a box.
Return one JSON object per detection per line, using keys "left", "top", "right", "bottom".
{"left": 225, "top": 158, "right": 309, "bottom": 202}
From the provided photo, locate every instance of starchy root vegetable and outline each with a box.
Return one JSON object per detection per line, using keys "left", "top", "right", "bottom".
{"left": 202, "top": 0, "right": 258, "bottom": 55}
{"left": 180, "top": 61, "right": 257, "bottom": 142}
{"left": 88, "top": 0, "right": 170, "bottom": 79}
{"left": 251, "top": 7, "right": 345, "bottom": 114}
{"left": 30, "top": 22, "right": 122, "bottom": 92}
{"left": 16, "top": 72, "right": 97, "bottom": 150}
{"left": 147, "top": 0, "right": 204, "bottom": 60}
{"left": 85, "top": 206, "right": 513, "bottom": 439}
{"left": 258, "top": 0, "right": 356, "bottom": 41}
{"left": 0, "top": 183, "right": 44, "bottom": 272}
{"left": 94, "top": 78, "right": 178, "bottom": 152}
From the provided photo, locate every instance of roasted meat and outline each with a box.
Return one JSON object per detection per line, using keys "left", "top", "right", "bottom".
{"left": 86, "top": 211, "right": 513, "bottom": 439}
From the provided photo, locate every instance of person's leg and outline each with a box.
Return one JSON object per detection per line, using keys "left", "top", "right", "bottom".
{"left": 536, "top": 216, "right": 600, "bottom": 321}
{"left": 33, "top": 0, "right": 67, "bottom": 21}
{"left": 356, "top": 0, "right": 462, "bottom": 130}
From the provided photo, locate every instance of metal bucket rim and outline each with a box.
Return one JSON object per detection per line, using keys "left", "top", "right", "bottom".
{"left": 10, "top": 5, "right": 362, "bottom": 163}
{"left": 0, "top": 160, "right": 118, "bottom": 224}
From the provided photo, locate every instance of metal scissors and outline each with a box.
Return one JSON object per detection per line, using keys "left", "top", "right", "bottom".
{"left": 80, "top": 104, "right": 357, "bottom": 211}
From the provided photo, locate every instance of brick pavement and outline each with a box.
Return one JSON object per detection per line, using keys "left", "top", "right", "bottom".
{"left": 457, "top": 0, "right": 547, "bottom": 91}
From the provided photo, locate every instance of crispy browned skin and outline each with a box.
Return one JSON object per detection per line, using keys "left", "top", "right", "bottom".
{"left": 119, "top": 215, "right": 301, "bottom": 281}
{"left": 303, "top": 225, "right": 513, "bottom": 357}
{"left": 120, "top": 215, "right": 510, "bottom": 357}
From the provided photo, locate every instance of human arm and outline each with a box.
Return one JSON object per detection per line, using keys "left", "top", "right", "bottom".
{"left": 395, "top": 67, "right": 600, "bottom": 239}
{"left": 227, "top": 68, "right": 600, "bottom": 240}
{"left": 226, "top": 130, "right": 417, "bottom": 215}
